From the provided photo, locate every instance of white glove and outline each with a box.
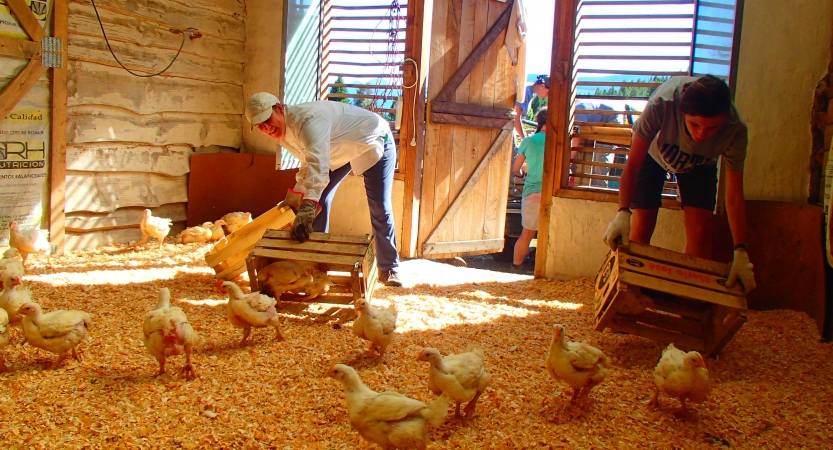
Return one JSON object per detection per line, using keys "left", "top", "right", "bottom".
{"left": 602, "top": 209, "right": 632, "bottom": 250}
{"left": 726, "top": 249, "right": 756, "bottom": 294}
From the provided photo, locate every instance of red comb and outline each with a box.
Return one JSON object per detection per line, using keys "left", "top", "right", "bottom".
{"left": 215, "top": 280, "right": 224, "bottom": 287}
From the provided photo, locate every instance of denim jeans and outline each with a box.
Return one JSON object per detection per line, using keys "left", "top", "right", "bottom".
{"left": 312, "top": 134, "right": 399, "bottom": 271}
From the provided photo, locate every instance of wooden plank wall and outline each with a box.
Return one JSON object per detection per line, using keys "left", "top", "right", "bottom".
{"left": 418, "top": 0, "right": 514, "bottom": 258}
{"left": 64, "top": 0, "right": 245, "bottom": 250}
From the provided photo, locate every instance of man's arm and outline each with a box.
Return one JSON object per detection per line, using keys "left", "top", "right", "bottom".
{"left": 514, "top": 104, "right": 525, "bottom": 139}
{"left": 724, "top": 168, "right": 747, "bottom": 246}
{"left": 617, "top": 134, "right": 651, "bottom": 209}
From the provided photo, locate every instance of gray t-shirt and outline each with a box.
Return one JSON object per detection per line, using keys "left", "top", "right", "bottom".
{"left": 633, "top": 76, "right": 747, "bottom": 173}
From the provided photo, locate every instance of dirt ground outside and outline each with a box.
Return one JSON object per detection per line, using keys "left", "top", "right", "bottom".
{"left": 0, "top": 242, "right": 831, "bottom": 449}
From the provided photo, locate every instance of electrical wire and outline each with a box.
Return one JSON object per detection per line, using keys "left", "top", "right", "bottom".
{"left": 402, "top": 58, "right": 419, "bottom": 147}
{"left": 89, "top": 0, "right": 186, "bottom": 78}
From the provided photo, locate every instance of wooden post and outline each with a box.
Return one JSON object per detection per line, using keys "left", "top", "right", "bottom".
{"left": 400, "top": 0, "right": 432, "bottom": 258}
{"left": 49, "top": 0, "right": 68, "bottom": 255}
{"left": 535, "top": 0, "right": 576, "bottom": 278}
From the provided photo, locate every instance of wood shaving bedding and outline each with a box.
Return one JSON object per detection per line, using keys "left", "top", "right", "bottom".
{"left": 0, "top": 241, "right": 831, "bottom": 449}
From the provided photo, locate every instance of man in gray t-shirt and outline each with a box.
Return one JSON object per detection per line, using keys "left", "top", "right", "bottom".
{"left": 601, "top": 75, "right": 756, "bottom": 294}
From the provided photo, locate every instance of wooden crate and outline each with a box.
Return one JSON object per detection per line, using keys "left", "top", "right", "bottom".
{"left": 247, "top": 230, "right": 377, "bottom": 305}
{"left": 594, "top": 241, "right": 747, "bottom": 356}
{"left": 204, "top": 205, "right": 295, "bottom": 280}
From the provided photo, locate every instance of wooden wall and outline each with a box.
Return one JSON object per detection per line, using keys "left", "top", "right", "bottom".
{"left": 64, "top": 0, "right": 245, "bottom": 250}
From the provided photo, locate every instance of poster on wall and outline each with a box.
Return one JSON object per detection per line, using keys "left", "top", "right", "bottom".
{"left": 0, "top": 0, "right": 53, "bottom": 247}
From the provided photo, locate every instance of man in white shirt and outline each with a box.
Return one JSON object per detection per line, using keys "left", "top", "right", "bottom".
{"left": 245, "top": 92, "right": 402, "bottom": 287}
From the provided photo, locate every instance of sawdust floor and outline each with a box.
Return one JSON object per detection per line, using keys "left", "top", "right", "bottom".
{"left": 1, "top": 242, "right": 831, "bottom": 449}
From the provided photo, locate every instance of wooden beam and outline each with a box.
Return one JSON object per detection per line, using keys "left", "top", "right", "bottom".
{"left": 431, "top": 112, "right": 511, "bottom": 129}
{"left": 400, "top": 0, "right": 431, "bottom": 259}
{"left": 422, "top": 238, "right": 504, "bottom": 256}
{"left": 431, "top": 100, "right": 513, "bottom": 119}
{"left": 423, "top": 128, "right": 512, "bottom": 245}
{"left": 535, "top": 0, "right": 576, "bottom": 278}
{"left": 6, "top": 0, "right": 46, "bottom": 42}
{"left": 435, "top": 0, "right": 512, "bottom": 102}
{"left": 50, "top": 0, "right": 68, "bottom": 254}
{"left": 0, "top": 35, "right": 40, "bottom": 59}
{"left": 0, "top": 58, "right": 48, "bottom": 123}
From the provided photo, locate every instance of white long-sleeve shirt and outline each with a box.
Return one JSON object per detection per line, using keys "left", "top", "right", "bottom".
{"left": 276, "top": 101, "right": 391, "bottom": 202}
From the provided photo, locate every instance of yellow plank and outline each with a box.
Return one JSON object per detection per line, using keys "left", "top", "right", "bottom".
{"left": 620, "top": 271, "right": 747, "bottom": 310}
{"left": 0, "top": 35, "right": 40, "bottom": 59}
{"left": 0, "top": 58, "right": 47, "bottom": 123}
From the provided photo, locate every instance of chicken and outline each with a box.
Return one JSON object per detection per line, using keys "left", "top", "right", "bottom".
{"left": 256, "top": 260, "right": 318, "bottom": 306}
{"left": 176, "top": 224, "right": 212, "bottom": 244}
{"left": 8, "top": 221, "right": 50, "bottom": 265}
{"left": 17, "top": 302, "right": 92, "bottom": 369}
{"left": 616, "top": 285, "right": 654, "bottom": 316}
{"left": 133, "top": 209, "right": 173, "bottom": 249}
{"left": 217, "top": 281, "right": 285, "bottom": 346}
{"left": 417, "top": 345, "right": 491, "bottom": 419}
{"left": 545, "top": 324, "right": 611, "bottom": 405}
{"left": 206, "top": 220, "right": 226, "bottom": 241}
{"left": 0, "top": 274, "right": 33, "bottom": 330}
{"left": 221, "top": 212, "right": 252, "bottom": 234}
{"left": 649, "top": 344, "right": 711, "bottom": 414}
{"left": 352, "top": 298, "right": 397, "bottom": 360}
{"left": 0, "top": 248, "right": 24, "bottom": 277}
{"left": 143, "top": 287, "right": 198, "bottom": 380}
{"left": 287, "top": 269, "right": 333, "bottom": 300}
{"left": 326, "top": 364, "right": 449, "bottom": 449}
{"left": 0, "top": 308, "right": 8, "bottom": 372}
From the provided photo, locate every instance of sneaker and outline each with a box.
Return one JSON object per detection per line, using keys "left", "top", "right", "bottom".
{"left": 379, "top": 270, "right": 403, "bottom": 287}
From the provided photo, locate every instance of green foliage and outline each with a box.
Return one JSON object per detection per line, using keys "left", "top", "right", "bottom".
{"left": 527, "top": 96, "right": 548, "bottom": 121}
{"left": 352, "top": 84, "right": 373, "bottom": 109}
{"left": 328, "top": 76, "right": 351, "bottom": 103}
{"left": 592, "top": 76, "right": 671, "bottom": 98}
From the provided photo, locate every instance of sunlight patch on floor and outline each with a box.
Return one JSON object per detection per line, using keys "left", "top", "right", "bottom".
{"left": 25, "top": 266, "right": 215, "bottom": 286}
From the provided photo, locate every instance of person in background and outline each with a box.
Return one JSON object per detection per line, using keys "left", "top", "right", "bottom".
{"left": 514, "top": 74, "right": 550, "bottom": 141}
{"left": 601, "top": 75, "right": 756, "bottom": 293}
{"left": 511, "top": 107, "right": 548, "bottom": 270}
{"left": 245, "top": 92, "right": 403, "bottom": 287}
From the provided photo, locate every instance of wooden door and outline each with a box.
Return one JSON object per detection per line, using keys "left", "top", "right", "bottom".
{"left": 417, "top": 0, "right": 517, "bottom": 258}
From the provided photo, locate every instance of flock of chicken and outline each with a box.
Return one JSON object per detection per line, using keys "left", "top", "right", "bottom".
{"left": 134, "top": 209, "right": 255, "bottom": 248}
{"left": 1, "top": 218, "right": 711, "bottom": 449}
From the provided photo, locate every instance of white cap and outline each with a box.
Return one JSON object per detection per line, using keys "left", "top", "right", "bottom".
{"left": 245, "top": 92, "right": 279, "bottom": 125}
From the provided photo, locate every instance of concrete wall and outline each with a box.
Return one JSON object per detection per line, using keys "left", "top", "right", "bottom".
{"left": 328, "top": 176, "right": 405, "bottom": 252}
{"left": 544, "top": 0, "right": 833, "bottom": 279}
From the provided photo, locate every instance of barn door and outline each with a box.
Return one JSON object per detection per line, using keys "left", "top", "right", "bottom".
{"left": 417, "top": 0, "right": 517, "bottom": 258}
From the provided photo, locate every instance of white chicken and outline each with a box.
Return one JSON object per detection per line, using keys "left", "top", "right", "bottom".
{"left": 0, "top": 274, "right": 32, "bottom": 332}
{"left": 0, "top": 248, "right": 25, "bottom": 277}
{"left": 133, "top": 209, "right": 173, "bottom": 249}
{"left": 352, "top": 298, "right": 397, "bottom": 360}
{"left": 8, "top": 221, "right": 50, "bottom": 265}
{"left": 206, "top": 220, "right": 226, "bottom": 241}
{"left": 143, "top": 287, "right": 198, "bottom": 380}
{"left": 217, "top": 281, "right": 285, "bottom": 346}
{"left": 287, "top": 269, "right": 333, "bottom": 300}
{"left": 256, "top": 260, "right": 318, "bottom": 306}
{"left": 417, "top": 346, "right": 491, "bottom": 419}
{"left": 18, "top": 302, "right": 92, "bottom": 369}
{"left": 176, "top": 224, "right": 213, "bottom": 244}
{"left": 545, "top": 324, "right": 611, "bottom": 405}
{"left": 649, "top": 344, "right": 711, "bottom": 414}
{"left": 326, "top": 364, "right": 449, "bottom": 449}
{"left": 0, "top": 308, "right": 8, "bottom": 372}
{"left": 220, "top": 212, "right": 252, "bottom": 234}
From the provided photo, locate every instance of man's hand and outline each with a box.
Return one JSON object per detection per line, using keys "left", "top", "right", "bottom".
{"left": 726, "top": 249, "right": 756, "bottom": 294}
{"left": 279, "top": 189, "right": 303, "bottom": 213}
{"left": 290, "top": 200, "right": 318, "bottom": 242}
{"left": 602, "top": 209, "right": 632, "bottom": 250}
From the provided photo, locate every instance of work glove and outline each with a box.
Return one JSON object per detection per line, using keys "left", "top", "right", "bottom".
{"left": 290, "top": 200, "right": 319, "bottom": 243}
{"left": 279, "top": 189, "right": 303, "bottom": 213}
{"left": 726, "top": 249, "right": 756, "bottom": 294}
{"left": 602, "top": 209, "right": 632, "bottom": 250}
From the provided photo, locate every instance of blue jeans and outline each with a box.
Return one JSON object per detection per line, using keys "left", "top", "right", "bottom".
{"left": 312, "top": 135, "right": 400, "bottom": 271}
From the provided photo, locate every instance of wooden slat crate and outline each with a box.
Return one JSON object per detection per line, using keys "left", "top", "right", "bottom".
{"left": 204, "top": 205, "right": 295, "bottom": 280}
{"left": 247, "top": 230, "right": 377, "bottom": 305}
{"left": 594, "top": 241, "right": 747, "bottom": 356}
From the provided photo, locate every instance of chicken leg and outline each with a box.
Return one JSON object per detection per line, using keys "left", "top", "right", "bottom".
{"left": 72, "top": 346, "right": 83, "bottom": 363}
{"left": 648, "top": 386, "right": 661, "bottom": 410}
{"left": 178, "top": 343, "right": 197, "bottom": 381}
{"left": 50, "top": 352, "right": 70, "bottom": 370}
{"left": 463, "top": 390, "right": 485, "bottom": 417}
{"left": 274, "top": 326, "right": 285, "bottom": 342}
{"left": 239, "top": 327, "right": 252, "bottom": 347}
